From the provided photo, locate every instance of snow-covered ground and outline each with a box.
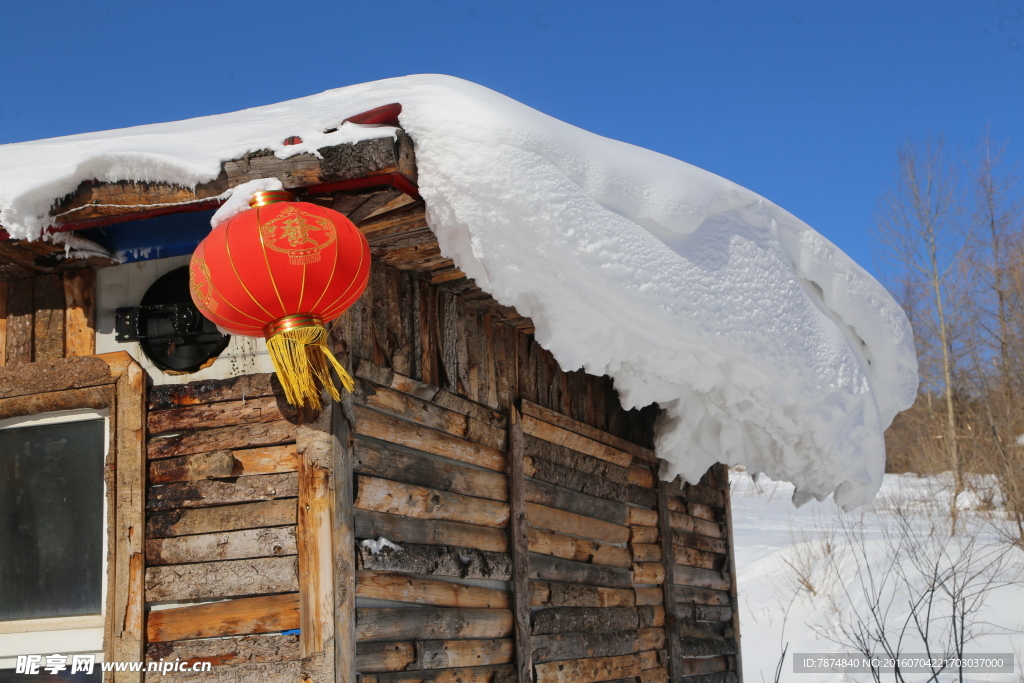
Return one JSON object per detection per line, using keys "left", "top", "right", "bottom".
{"left": 732, "top": 470, "right": 1024, "bottom": 682}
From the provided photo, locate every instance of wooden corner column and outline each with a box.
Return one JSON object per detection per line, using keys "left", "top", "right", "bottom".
{"left": 508, "top": 406, "right": 533, "bottom": 682}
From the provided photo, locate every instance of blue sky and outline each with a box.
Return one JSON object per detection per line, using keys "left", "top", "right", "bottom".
{"left": 1, "top": 1, "right": 1021, "bottom": 277}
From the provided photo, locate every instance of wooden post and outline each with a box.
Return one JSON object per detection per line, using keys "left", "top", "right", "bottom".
{"left": 64, "top": 269, "right": 96, "bottom": 357}
{"left": 32, "top": 274, "right": 65, "bottom": 360}
{"left": 333, "top": 396, "right": 358, "bottom": 683}
{"left": 508, "top": 406, "right": 533, "bottom": 682}
{"left": 0, "top": 280, "right": 7, "bottom": 367}
{"left": 657, "top": 466, "right": 682, "bottom": 682}
{"left": 5, "top": 277, "right": 33, "bottom": 364}
{"left": 297, "top": 400, "right": 336, "bottom": 682}
{"left": 112, "top": 360, "right": 146, "bottom": 682}
{"left": 722, "top": 464, "right": 743, "bottom": 682}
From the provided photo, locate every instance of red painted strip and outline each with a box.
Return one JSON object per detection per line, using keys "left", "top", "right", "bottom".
{"left": 303, "top": 173, "right": 420, "bottom": 201}
{"left": 344, "top": 103, "right": 402, "bottom": 126}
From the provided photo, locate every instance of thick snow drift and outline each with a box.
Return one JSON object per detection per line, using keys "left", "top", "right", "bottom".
{"left": 0, "top": 75, "right": 918, "bottom": 507}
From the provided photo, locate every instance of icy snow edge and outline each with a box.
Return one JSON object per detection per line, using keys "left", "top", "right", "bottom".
{"left": 0, "top": 75, "right": 918, "bottom": 508}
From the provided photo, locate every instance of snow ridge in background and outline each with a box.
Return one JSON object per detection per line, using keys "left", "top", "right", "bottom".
{"left": 0, "top": 75, "right": 918, "bottom": 507}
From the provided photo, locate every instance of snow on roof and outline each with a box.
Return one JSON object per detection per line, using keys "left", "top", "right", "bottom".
{"left": 0, "top": 74, "right": 918, "bottom": 508}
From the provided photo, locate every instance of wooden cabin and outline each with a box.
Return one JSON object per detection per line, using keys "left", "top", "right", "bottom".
{"left": 0, "top": 111, "right": 741, "bottom": 683}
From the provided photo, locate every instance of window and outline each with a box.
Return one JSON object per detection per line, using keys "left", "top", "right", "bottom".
{"left": 0, "top": 410, "right": 108, "bottom": 682}
{"left": 0, "top": 353, "right": 146, "bottom": 683}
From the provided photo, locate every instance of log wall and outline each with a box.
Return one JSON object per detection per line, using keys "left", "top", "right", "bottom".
{"left": 1, "top": 137, "right": 740, "bottom": 682}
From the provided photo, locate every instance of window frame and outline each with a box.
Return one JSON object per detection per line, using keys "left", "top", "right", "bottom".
{"left": 0, "top": 353, "right": 146, "bottom": 682}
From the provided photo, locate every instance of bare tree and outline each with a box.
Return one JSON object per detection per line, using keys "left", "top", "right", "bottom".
{"left": 875, "top": 136, "right": 966, "bottom": 532}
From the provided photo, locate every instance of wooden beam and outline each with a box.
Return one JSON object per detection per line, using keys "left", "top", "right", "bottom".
{"left": 656, "top": 472, "right": 682, "bottom": 683}
{"left": 0, "top": 280, "right": 7, "bottom": 366}
{"left": 355, "top": 570, "right": 510, "bottom": 609}
{"left": 521, "top": 400, "right": 655, "bottom": 463}
{"left": 146, "top": 526, "right": 297, "bottom": 566}
{"left": 38, "top": 134, "right": 416, "bottom": 231}
{"left": 146, "top": 593, "right": 300, "bottom": 643}
{"left": 297, "top": 402, "right": 335, "bottom": 671}
{"left": 722, "top": 464, "right": 743, "bottom": 682}
{"left": 146, "top": 556, "right": 299, "bottom": 601}
{"left": 111, "top": 360, "right": 146, "bottom": 683}
{"left": 508, "top": 409, "right": 533, "bottom": 683}
{"left": 522, "top": 414, "right": 634, "bottom": 469}
{"left": 63, "top": 268, "right": 95, "bottom": 357}
{"left": 356, "top": 541, "right": 511, "bottom": 581}
{"left": 5, "top": 277, "right": 32, "bottom": 364}
{"left": 332, "top": 399, "right": 358, "bottom": 683}
{"left": 355, "top": 607, "right": 513, "bottom": 643}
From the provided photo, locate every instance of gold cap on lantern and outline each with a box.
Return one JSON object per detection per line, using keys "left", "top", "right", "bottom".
{"left": 249, "top": 190, "right": 296, "bottom": 207}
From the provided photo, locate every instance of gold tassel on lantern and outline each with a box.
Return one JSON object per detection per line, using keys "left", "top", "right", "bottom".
{"left": 264, "top": 314, "right": 354, "bottom": 408}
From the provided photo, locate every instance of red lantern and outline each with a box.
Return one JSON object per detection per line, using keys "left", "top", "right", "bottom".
{"left": 189, "top": 189, "right": 370, "bottom": 407}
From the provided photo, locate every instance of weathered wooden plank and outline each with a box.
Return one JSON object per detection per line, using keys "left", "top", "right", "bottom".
{"left": 493, "top": 320, "right": 516, "bottom": 413}
{"left": 531, "top": 607, "right": 639, "bottom": 636}
{"left": 525, "top": 502, "right": 628, "bottom": 545}
{"left": 356, "top": 638, "right": 513, "bottom": 674}
{"left": 146, "top": 498, "right": 297, "bottom": 538}
{"left": 62, "top": 268, "right": 95, "bottom": 357}
{"left": 355, "top": 608, "right": 513, "bottom": 643}
{"left": 148, "top": 420, "right": 297, "bottom": 460}
{"left": 0, "top": 280, "right": 7, "bottom": 366}
{"left": 632, "top": 563, "right": 664, "bottom": 585}
{"left": 677, "top": 638, "right": 738, "bottom": 657}
{"left": 359, "top": 374, "right": 507, "bottom": 449}
{"left": 674, "top": 604, "right": 734, "bottom": 623}
{"left": 637, "top": 628, "right": 665, "bottom": 652}
{"left": 148, "top": 373, "right": 282, "bottom": 410}
{"left": 673, "top": 586, "right": 733, "bottom": 607}
{"left": 0, "top": 354, "right": 125, "bottom": 398}
{"left": 45, "top": 135, "right": 414, "bottom": 227}
{"left": 532, "top": 631, "right": 640, "bottom": 664}
{"left": 148, "top": 449, "right": 235, "bottom": 485}
{"left": 145, "top": 633, "right": 300, "bottom": 666}
{"left": 668, "top": 510, "right": 724, "bottom": 539}
{"left": 524, "top": 437, "right": 631, "bottom": 486}
{"left": 354, "top": 405, "right": 505, "bottom": 472}
{"left": 145, "top": 556, "right": 298, "bottom": 601}
{"left": 5, "top": 277, "right": 32, "bottom": 364}
{"left": 112, "top": 360, "right": 146, "bottom": 683}
{"left": 631, "top": 544, "right": 662, "bottom": 563}
{"left": 30, "top": 273, "right": 63, "bottom": 360}
{"left": 528, "top": 553, "right": 633, "bottom": 589}
{"left": 639, "top": 668, "right": 669, "bottom": 683}
{"left": 360, "top": 664, "right": 516, "bottom": 683}
{"left": 147, "top": 395, "right": 296, "bottom": 435}
{"left": 664, "top": 481, "right": 726, "bottom": 508}
{"left": 146, "top": 526, "right": 297, "bottom": 566}
{"left": 147, "top": 472, "right": 298, "bottom": 511}
{"left": 146, "top": 593, "right": 300, "bottom": 643}
{"left": 147, "top": 445, "right": 298, "bottom": 485}
{"left": 674, "top": 546, "right": 726, "bottom": 571}
{"left": 354, "top": 440, "right": 508, "bottom": 502}
{"left": 656, "top": 475, "right": 681, "bottom": 682}
{"left": 523, "top": 414, "right": 633, "bottom": 469}
{"left": 628, "top": 508, "right": 658, "bottom": 527}
{"left": 672, "top": 529, "right": 728, "bottom": 555}
{"left": 633, "top": 587, "right": 663, "bottom": 607}
{"left": 534, "top": 653, "right": 642, "bottom": 683}
{"left": 0, "top": 385, "right": 113, "bottom": 422}
{"left": 356, "top": 541, "right": 511, "bottom": 581}
{"left": 331, "top": 398, "right": 358, "bottom": 683}
{"left": 630, "top": 526, "right": 658, "bottom": 545}
{"left": 531, "top": 583, "right": 634, "bottom": 609}
{"left": 296, "top": 402, "right": 336, "bottom": 662}
{"left": 524, "top": 478, "right": 627, "bottom": 526}
{"left": 636, "top": 606, "right": 665, "bottom": 629}
{"left": 508, "top": 410, "right": 532, "bottom": 683}
{"left": 524, "top": 456, "right": 651, "bottom": 509}
{"left": 666, "top": 496, "right": 721, "bottom": 523}
{"left": 354, "top": 510, "right": 508, "bottom": 554}
{"left": 355, "top": 475, "right": 509, "bottom": 527}
{"left": 721, "top": 464, "right": 743, "bottom": 680}
{"left": 528, "top": 527, "right": 632, "bottom": 568}
{"left": 521, "top": 401, "right": 655, "bottom": 464}
{"left": 356, "top": 570, "right": 510, "bottom": 608}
